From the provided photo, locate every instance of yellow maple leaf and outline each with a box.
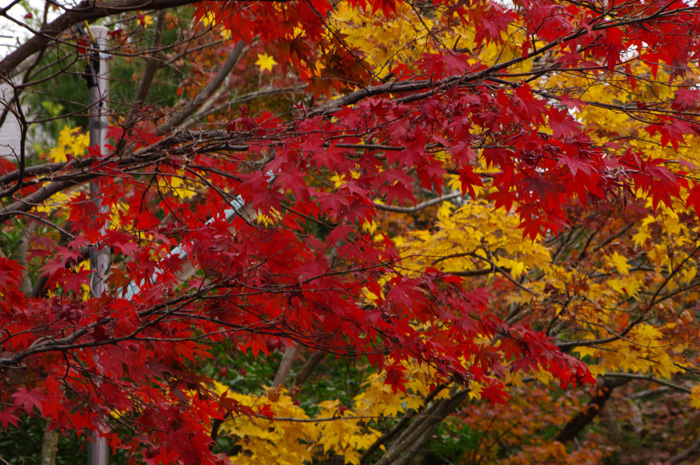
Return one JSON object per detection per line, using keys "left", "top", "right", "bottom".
{"left": 255, "top": 53, "right": 277, "bottom": 73}
{"left": 606, "top": 251, "right": 630, "bottom": 276}
{"left": 691, "top": 386, "right": 700, "bottom": 409}
{"left": 632, "top": 227, "right": 650, "bottom": 247}
{"left": 48, "top": 126, "right": 89, "bottom": 162}
{"left": 201, "top": 11, "right": 216, "bottom": 27}
{"left": 588, "top": 364, "right": 606, "bottom": 377}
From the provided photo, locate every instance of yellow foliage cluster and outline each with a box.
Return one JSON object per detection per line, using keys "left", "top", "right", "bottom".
{"left": 393, "top": 189, "right": 699, "bottom": 390}
{"left": 35, "top": 126, "right": 89, "bottom": 213}
{"left": 575, "top": 323, "right": 678, "bottom": 379}
{"left": 330, "top": 3, "right": 434, "bottom": 75}
{"left": 328, "top": 2, "right": 533, "bottom": 80}
{"left": 214, "top": 361, "right": 443, "bottom": 465}
{"left": 47, "top": 126, "right": 89, "bottom": 163}
{"left": 545, "top": 63, "right": 700, "bottom": 165}
{"left": 395, "top": 200, "right": 551, "bottom": 282}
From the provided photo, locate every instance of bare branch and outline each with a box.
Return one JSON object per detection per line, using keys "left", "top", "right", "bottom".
{"left": 157, "top": 41, "right": 247, "bottom": 134}
{"left": 131, "top": 9, "right": 168, "bottom": 106}
{"left": 670, "top": 436, "right": 700, "bottom": 465}
{"left": 555, "top": 377, "right": 630, "bottom": 444}
{"left": 0, "top": 0, "right": 230, "bottom": 79}
{"left": 374, "top": 191, "right": 462, "bottom": 213}
{"left": 291, "top": 351, "right": 325, "bottom": 389}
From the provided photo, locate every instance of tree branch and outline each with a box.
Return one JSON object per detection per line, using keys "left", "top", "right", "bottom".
{"left": 157, "top": 40, "right": 247, "bottom": 135}
{"left": 291, "top": 351, "right": 325, "bottom": 389}
{"left": 670, "top": 436, "right": 700, "bottom": 465}
{"left": 554, "top": 377, "right": 630, "bottom": 444}
{"left": 605, "top": 373, "right": 691, "bottom": 394}
{"left": 373, "top": 389, "right": 468, "bottom": 465}
{"left": 131, "top": 9, "right": 167, "bottom": 106}
{"left": 0, "top": 0, "right": 230, "bottom": 79}
{"left": 360, "top": 384, "right": 446, "bottom": 464}
{"left": 374, "top": 192, "right": 462, "bottom": 213}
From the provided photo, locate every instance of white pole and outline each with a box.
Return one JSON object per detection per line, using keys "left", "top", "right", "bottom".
{"left": 87, "top": 25, "right": 110, "bottom": 465}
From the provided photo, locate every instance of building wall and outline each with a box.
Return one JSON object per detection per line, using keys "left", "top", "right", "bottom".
{"left": 0, "top": 85, "right": 24, "bottom": 160}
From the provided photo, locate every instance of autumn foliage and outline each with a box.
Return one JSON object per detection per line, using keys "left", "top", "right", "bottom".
{"left": 3, "top": 0, "right": 700, "bottom": 463}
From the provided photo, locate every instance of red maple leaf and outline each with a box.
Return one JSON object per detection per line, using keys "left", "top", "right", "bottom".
{"left": 556, "top": 152, "right": 592, "bottom": 178}
{"left": 0, "top": 256, "right": 24, "bottom": 289}
{"left": 686, "top": 183, "right": 700, "bottom": 215}
{"left": 12, "top": 387, "right": 49, "bottom": 415}
{"left": 673, "top": 88, "right": 700, "bottom": 111}
{"left": 548, "top": 107, "right": 581, "bottom": 139}
{"left": 0, "top": 410, "right": 20, "bottom": 429}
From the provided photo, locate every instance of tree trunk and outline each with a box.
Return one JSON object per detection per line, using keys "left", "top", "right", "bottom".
{"left": 40, "top": 422, "right": 59, "bottom": 465}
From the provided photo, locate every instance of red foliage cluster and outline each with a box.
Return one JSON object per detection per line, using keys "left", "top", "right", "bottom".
{"left": 1, "top": 0, "right": 700, "bottom": 461}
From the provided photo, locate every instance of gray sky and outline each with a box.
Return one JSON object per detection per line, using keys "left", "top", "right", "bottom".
{"left": 0, "top": 1, "right": 30, "bottom": 56}
{"left": 0, "top": 0, "right": 61, "bottom": 57}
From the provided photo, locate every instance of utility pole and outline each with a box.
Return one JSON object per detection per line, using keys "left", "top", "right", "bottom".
{"left": 85, "top": 24, "right": 110, "bottom": 465}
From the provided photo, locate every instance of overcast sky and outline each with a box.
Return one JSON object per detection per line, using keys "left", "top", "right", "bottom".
{"left": 0, "top": 1, "right": 30, "bottom": 56}
{"left": 0, "top": 0, "right": 62, "bottom": 57}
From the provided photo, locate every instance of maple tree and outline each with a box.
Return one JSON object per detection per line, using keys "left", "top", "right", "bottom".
{"left": 3, "top": 0, "right": 700, "bottom": 463}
